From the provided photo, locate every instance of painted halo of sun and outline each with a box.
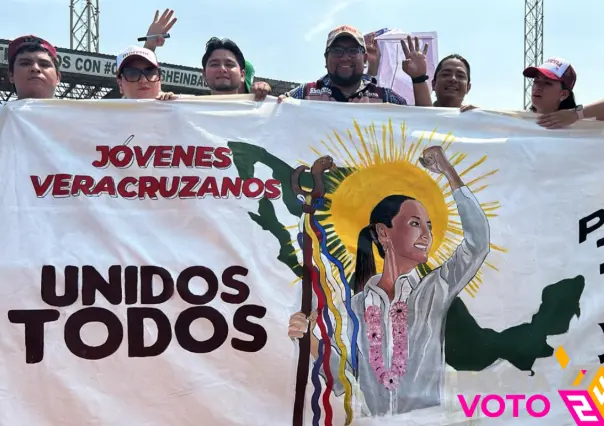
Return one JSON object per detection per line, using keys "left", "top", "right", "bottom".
{"left": 328, "top": 156, "right": 448, "bottom": 269}
{"left": 296, "top": 119, "right": 505, "bottom": 298}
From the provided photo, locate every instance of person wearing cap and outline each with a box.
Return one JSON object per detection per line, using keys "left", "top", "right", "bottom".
{"left": 201, "top": 38, "right": 270, "bottom": 101}
{"left": 524, "top": 58, "right": 578, "bottom": 115}
{"left": 462, "top": 57, "right": 580, "bottom": 115}
{"left": 7, "top": 35, "right": 60, "bottom": 101}
{"left": 279, "top": 26, "right": 432, "bottom": 105}
{"left": 115, "top": 46, "right": 175, "bottom": 100}
{"left": 531, "top": 59, "right": 597, "bottom": 129}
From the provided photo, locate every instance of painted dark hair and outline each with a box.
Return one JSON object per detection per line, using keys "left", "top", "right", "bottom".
{"left": 201, "top": 37, "right": 245, "bottom": 70}
{"left": 354, "top": 195, "right": 416, "bottom": 294}
{"left": 529, "top": 82, "right": 577, "bottom": 112}
{"left": 8, "top": 37, "right": 59, "bottom": 75}
{"left": 434, "top": 54, "right": 471, "bottom": 83}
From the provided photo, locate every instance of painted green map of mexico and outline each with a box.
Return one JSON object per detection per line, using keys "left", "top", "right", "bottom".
{"left": 228, "top": 118, "right": 587, "bottom": 425}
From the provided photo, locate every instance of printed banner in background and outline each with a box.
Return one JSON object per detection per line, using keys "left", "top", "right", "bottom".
{"left": 374, "top": 30, "right": 439, "bottom": 106}
{"left": 0, "top": 98, "right": 604, "bottom": 426}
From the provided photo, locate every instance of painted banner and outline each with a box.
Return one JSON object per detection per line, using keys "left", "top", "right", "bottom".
{"left": 1, "top": 97, "right": 604, "bottom": 426}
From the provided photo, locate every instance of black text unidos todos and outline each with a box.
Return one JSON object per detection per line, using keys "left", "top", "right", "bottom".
{"left": 8, "top": 265, "right": 267, "bottom": 364}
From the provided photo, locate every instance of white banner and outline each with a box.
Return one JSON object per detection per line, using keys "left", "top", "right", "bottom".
{"left": 1, "top": 98, "right": 604, "bottom": 426}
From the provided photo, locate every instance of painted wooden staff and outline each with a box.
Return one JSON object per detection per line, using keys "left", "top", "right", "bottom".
{"left": 290, "top": 155, "right": 335, "bottom": 426}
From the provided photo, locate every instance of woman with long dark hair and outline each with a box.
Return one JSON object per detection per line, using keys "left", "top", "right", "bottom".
{"left": 288, "top": 146, "right": 490, "bottom": 417}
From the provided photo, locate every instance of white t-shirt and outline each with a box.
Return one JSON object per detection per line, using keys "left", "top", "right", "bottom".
{"left": 375, "top": 30, "right": 439, "bottom": 106}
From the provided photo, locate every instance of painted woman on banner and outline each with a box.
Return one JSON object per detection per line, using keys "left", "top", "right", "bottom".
{"left": 288, "top": 145, "right": 491, "bottom": 417}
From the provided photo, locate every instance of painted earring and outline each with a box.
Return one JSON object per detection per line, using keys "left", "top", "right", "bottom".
{"left": 382, "top": 239, "right": 391, "bottom": 251}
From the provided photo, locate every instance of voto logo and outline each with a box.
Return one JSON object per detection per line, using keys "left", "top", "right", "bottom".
{"left": 451, "top": 346, "right": 604, "bottom": 424}
{"left": 555, "top": 346, "right": 604, "bottom": 425}
{"left": 457, "top": 393, "right": 549, "bottom": 419}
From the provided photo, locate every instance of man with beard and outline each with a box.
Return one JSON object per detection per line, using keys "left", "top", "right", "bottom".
{"left": 279, "top": 25, "right": 432, "bottom": 105}
{"left": 201, "top": 38, "right": 270, "bottom": 100}
{"left": 5, "top": 35, "right": 61, "bottom": 105}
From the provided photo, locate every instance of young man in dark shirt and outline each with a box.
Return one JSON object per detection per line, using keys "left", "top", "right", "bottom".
{"left": 431, "top": 54, "right": 472, "bottom": 109}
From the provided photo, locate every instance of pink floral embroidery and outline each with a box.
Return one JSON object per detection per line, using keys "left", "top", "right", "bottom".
{"left": 364, "top": 301, "right": 408, "bottom": 391}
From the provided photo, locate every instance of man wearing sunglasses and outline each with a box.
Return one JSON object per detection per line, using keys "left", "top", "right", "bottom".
{"left": 116, "top": 46, "right": 175, "bottom": 100}
{"left": 279, "top": 25, "right": 431, "bottom": 106}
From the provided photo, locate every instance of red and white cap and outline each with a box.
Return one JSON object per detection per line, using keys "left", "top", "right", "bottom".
{"left": 8, "top": 35, "right": 57, "bottom": 62}
{"left": 523, "top": 57, "right": 576, "bottom": 90}
{"left": 116, "top": 46, "right": 159, "bottom": 73}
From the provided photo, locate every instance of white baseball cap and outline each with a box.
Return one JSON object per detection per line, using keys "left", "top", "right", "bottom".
{"left": 116, "top": 46, "right": 159, "bottom": 74}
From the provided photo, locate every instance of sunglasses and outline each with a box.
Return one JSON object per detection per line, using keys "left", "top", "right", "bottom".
{"left": 328, "top": 47, "right": 364, "bottom": 58}
{"left": 120, "top": 67, "right": 161, "bottom": 83}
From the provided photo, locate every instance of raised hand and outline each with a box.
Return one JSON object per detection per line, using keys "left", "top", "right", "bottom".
{"left": 144, "top": 9, "right": 177, "bottom": 51}
{"left": 419, "top": 146, "right": 451, "bottom": 174}
{"left": 401, "top": 35, "right": 428, "bottom": 78}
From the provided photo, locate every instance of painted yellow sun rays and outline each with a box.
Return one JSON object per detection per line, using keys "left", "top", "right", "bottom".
{"left": 292, "top": 119, "right": 505, "bottom": 298}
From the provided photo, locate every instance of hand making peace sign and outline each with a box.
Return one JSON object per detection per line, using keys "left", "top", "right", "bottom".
{"left": 400, "top": 35, "right": 429, "bottom": 79}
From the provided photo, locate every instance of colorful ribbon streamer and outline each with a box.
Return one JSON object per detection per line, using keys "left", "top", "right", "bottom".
{"left": 305, "top": 214, "right": 354, "bottom": 425}
{"left": 311, "top": 216, "right": 360, "bottom": 373}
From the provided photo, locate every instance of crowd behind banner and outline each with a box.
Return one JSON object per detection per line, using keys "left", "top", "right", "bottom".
{"left": 3, "top": 8, "right": 604, "bottom": 129}
{"left": 4, "top": 8, "right": 604, "bottom": 426}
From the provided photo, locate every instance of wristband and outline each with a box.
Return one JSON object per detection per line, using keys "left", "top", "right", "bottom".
{"left": 411, "top": 75, "right": 429, "bottom": 84}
